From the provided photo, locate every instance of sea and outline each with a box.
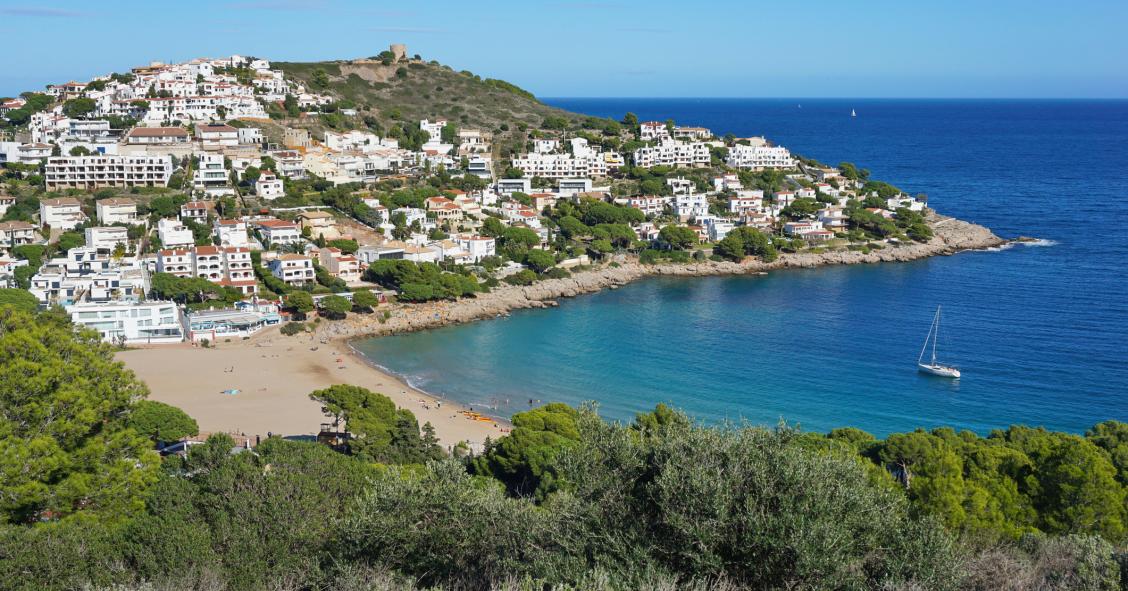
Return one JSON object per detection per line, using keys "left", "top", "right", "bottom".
{"left": 353, "top": 99, "right": 1128, "bottom": 437}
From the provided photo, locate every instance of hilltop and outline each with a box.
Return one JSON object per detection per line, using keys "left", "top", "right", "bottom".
{"left": 274, "top": 51, "right": 581, "bottom": 137}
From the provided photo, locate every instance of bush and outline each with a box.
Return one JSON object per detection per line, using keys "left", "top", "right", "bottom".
{"left": 280, "top": 322, "right": 307, "bottom": 336}
{"left": 503, "top": 270, "right": 537, "bottom": 286}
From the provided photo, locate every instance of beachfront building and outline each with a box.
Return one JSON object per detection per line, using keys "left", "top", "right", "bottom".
{"left": 269, "top": 254, "right": 315, "bottom": 286}
{"left": 66, "top": 300, "right": 184, "bottom": 344}
{"left": 95, "top": 197, "right": 142, "bottom": 225}
{"left": 726, "top": 143, "right": 795, "bottom": 170}
{"left": 44, "top": 155, "right": 173, "bottom": 191}
{"left": 39, "top": 197, "right": 87, "bottom": 230}
{"left": 29, "top": 247, "right": 148, "bottom": 306}
{"left": 184, "top": 301, "right": 281, "bottom": 342}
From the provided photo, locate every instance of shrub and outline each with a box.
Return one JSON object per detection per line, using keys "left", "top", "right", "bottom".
{"left": 503, "top": 270, "right": 537, "bottom": 286}
{"left": 280, "top": 322, "right": 307, "bottom": 336}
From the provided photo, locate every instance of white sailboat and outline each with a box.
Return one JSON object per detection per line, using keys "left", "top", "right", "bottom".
{"left": 851, "top": 108, "right": 857, "bottom": 117}
{"left": 918, "top": 306, "right": 960, "bottom": 378}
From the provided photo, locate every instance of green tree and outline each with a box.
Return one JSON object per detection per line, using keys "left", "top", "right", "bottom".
{"left": 0, "top": 288, "right": 39, "bottom": 313}
{"left": 0, "top": 308, "right": 160, "bottom": 523}
{"left": 523, "top": 249, "right": 556, "bottom": 273}
{"left": 471, "top": 403, "right": 580, "bottom": 499}
{"left": 658, "top": 225, "right": 697, "bottom": 250}
{"left": 127, "top": 400, "right": 199, "bottom": 443}
{"left": 62, "top": 97, "right": 96, "bottom": 118}
{"left": 318, "top": 295, "right": 351, "bottom": 319}
{"left": 350, "top": 290, "right": 379, "bottom": 312}
{"left": 309, "top": 385, "right": 438, "bottom": 463}
{"left": 284, "top": 291, "right": 314, "bottom": 315}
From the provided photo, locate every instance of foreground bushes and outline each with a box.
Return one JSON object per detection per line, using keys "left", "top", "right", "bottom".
{"left": 1, "top": 406, "right": 1125, "bottom": 590}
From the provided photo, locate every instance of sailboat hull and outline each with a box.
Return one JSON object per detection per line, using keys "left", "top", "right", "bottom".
{"left": 918, "top": 363, "right": 960, "bottom": 379}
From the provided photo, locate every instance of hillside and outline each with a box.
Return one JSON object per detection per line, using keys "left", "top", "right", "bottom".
{"left": 274, "top": 55, "right": 580, "bottom": 135}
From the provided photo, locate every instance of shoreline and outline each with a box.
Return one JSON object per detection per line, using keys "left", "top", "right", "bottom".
{"left": 119, "top": 213, "right": 1004, "bottom": 449}
{"left": 117, "top": 327, "right": 511, "bottom": 451}
{"left": 324, "top": 213, "right": 1007, "bottom": 343}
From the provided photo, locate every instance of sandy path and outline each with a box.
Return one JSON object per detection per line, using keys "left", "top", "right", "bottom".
{"left": 116, "top": 326, "right": 507, "bottom": 451}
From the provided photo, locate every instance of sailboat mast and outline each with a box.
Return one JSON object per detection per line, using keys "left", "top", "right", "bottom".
{"left": 931, "top": 307, "right": 941, "bottom": 364}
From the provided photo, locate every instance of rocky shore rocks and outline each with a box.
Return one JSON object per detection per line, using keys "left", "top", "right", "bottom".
{"left": 322, "top": 215, "right": 1006, "bottom": 342}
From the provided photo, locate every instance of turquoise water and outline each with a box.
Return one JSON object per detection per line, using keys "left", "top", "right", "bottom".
{"left": 354, "top": 99, "right": 1128, "bottom": 436}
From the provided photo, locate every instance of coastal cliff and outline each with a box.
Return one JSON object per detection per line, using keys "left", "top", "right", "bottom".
{"left": 323, "top": 214, "right": 1004, "bottom": 341}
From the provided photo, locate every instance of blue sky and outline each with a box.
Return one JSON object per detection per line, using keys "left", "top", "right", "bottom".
{"left": 1, "top": 0, "right": 1126, "bottom": 98}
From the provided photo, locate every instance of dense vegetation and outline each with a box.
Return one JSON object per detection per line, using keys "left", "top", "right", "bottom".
{"left": 1, "top": 306, "right": 1125, "bottom": 590}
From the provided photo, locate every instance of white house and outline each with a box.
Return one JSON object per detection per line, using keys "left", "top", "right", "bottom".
{"left": 269, "top": 254, "right": 315, "bottom": 286}
{"left": 454, "top": 234, "right": 496, "bottom": 262}
{"left": 96, "top": 198, "right": 141, "bottom": 225}
{"left": 317, "top": 247, "right": 361, "bottom": 282}
{"left": 255, "top": 171, "right": 284, "bottom": 200}
{"left": 255, "top": 219, "right": 301, "bottom": 246}
{"left": 213, "top": 218, "right": 248, "bottom": 247}
{"left": 157, "top": 218, "right": 195, "bottom": 248}
{"left": 192, "top": 153, "right": 233, "bottom": 196}
{"left": 124, "top": 127, "right": 190, "bottom": 145}
{"left": 39, "top": 197, "right": 87, "bottom": 230}
{"left": 0, "top": 221, "right": 39, "bottom": 249}
{"left": 84, "top": 226, "right": 130, "bottom": 252}
{"left": 639, "top": 121, "right": 670, "bottom": 141}
{"left": 180, "top": 201, "right": 210, "bottom": 223}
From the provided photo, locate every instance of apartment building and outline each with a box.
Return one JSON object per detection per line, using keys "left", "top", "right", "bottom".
{"left": 66, "top": 300, "right": 184, "bottom": 344}
{"left": 192, "top": 153, "right": 233, "bottom": 196}
{"left": 157, "top": 245, "right": 258, "bottom": 295}
{"left": 510, "top": 152, "right": 607, "bottom": 179}
{"left": 726, "top": 144, "right": 795, "bottom": 170}
{"left": 268, "top": 254, "right": 315, "bottom": 286}
{"left": 632, "top": 139, "right": 710, "bottom": 168}
{"left": 45, "top": 155, "right": 172, "bottom": 191}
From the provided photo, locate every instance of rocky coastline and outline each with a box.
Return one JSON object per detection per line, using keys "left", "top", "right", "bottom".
{"left": 321, "top": 214, "right": 1005, "bottom": 342}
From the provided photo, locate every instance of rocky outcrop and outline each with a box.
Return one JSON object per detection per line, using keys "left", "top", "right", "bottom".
{"left": 321, "top": 215, "right": 1005, "bottom": 341}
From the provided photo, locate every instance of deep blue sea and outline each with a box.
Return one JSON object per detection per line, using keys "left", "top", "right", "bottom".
{"left": 355, "top": 99, "right": 1128, "bottom": 436}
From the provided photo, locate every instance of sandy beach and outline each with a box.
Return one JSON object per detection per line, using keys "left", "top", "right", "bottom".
{"left": 116, "top": 326, "right": 508, "bottom": 450}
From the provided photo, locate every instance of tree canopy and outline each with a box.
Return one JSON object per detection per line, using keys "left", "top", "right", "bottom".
{"left": 0, "top": 308, "right": 160, "bottom": 524}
